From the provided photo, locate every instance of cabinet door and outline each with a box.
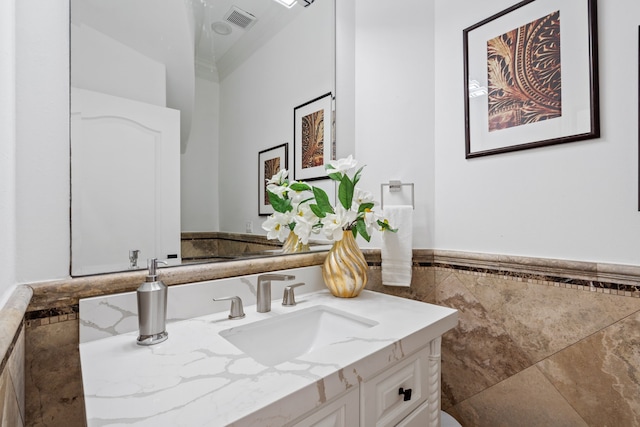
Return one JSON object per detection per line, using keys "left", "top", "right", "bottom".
{"left": 291, "top": 388, "right": 359, "bottom": 427}
{"left": 361, "top": 347, "right": 430, "bottom": 427}
{"left": 71, "top": 87, "right": 181, "bottom": 275}
{"left": 396, "top": 400, "right": 434, "bottom": 427}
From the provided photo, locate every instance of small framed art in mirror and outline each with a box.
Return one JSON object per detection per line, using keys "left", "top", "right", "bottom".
{"left": 259, "top": 143, "right": 288, "bottom": 216}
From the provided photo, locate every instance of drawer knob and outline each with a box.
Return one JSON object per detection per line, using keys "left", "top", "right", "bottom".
{"left": 398, "top": 387, "right": 412, "bottom": 401}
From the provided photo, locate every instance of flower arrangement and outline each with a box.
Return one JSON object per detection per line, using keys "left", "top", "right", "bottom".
{"left": 262, "top": 155, "right": 396, "bottom": 246}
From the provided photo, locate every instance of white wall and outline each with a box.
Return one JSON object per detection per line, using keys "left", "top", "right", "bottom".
{"left": 335, "top": 0, "right": 355, "bottom": 161}
{"left": 433, "top": 0, "right": 640, "bottom": 265}
{"left": 181, "top": 76, "right": 220, "bottom": 231}
{"left": 14, "top": 0, "right": 70, "bottom": 285}
{"left": 218, "top": 0, "right": 336, "bottom": 233}
{"left": 353, "top": 0, "right": 436, "bottom": 249}
{"left": 71, "top": 23, "right": 166, "bottom": 106}
{"left": 0, "top": 0, "right": 17, "bottom": 307}
{"left": 5, "top": 0, "right": 640, "bottom": 308}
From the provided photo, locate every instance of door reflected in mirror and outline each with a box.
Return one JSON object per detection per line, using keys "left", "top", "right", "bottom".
{"left": 71, "top": 0, "right": 336, "bottom": 275}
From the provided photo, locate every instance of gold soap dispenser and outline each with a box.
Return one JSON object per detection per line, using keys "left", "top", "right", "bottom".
{"left": 136, "top": 258, "right": 169, "bottom": 345}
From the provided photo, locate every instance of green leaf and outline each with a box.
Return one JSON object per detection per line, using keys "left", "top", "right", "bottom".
{"left": 267, "top": 191, "right": 292, "bottom": 213}
{"left": 378, "top": 219, "right": 398, "bottom": 233}
{"left": 352, "top": 165, "right": 365, "bottom": 186}
{"left": 356, "top": 219, "right": 371, "bottom": 242}
{"left": 327, "top": 172, "right": 343, "bottom": 181}
{"left": 358, "top": 202, "right": 374, "bottom": 213}
{"left": 289, "top": 182, "right": 311, "bottom": 192}
{"left": 338, "top": 175, "right": 354, "bottom": 210}
{"left": 309, "top": 204, "right": 326, "bottom": 218}
{"left": 312, "top": 187, "right": 334, "bottom": 214}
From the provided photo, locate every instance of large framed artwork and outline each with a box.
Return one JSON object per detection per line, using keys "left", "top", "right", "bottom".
{"left": 294, "top": 92, "right": 334, "bottom": 181}
{"left": 463, "top": 0, "right": 600, "bottom": 158}
{"left": 258, "top": 143, "right": 288, "bottom": 216}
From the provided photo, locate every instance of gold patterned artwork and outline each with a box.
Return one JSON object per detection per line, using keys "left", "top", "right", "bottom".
{"left": 487, "top": 11, "right": 562, "bottom": 131}
{"left": 263, "top": 157, "right": 280, "bottom": 205}
{"left": 301, "top": 109, "right": 325, "bottom": 169}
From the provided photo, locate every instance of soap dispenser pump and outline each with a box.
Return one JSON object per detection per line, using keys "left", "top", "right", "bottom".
{"left": 136, "top": 258, "right": 169, "bottom": 346}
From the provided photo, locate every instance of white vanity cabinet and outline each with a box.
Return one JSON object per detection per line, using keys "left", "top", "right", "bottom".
{"left": 79, "top": 289, "right": 457, "bottom": 426}
{"left": 290, "top": 338, "right": 443, "bottom": 427}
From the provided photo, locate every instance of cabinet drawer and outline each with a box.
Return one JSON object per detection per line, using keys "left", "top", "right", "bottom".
{"left": 396, "top": 400, "right": 431, "bottom": 427}
{"left": 360, "top": 347, "right": 429, "bottom": 427}
{"left": 291, "top": 388, "right": 359, "bottom": 427}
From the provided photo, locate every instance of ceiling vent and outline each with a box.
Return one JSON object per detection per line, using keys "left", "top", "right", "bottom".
{"left": 224, "top": 6, "right": 257, "bottom": 30}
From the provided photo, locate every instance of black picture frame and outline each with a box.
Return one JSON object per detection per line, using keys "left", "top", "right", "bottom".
{"left": 258, "top": 143, "right": 288, "bottom": 216}
{"left": 463, "top": 0, "right": 600, "bottom": 159}
{"left": 293, "top": 92, "right": 334, "bottom": 181}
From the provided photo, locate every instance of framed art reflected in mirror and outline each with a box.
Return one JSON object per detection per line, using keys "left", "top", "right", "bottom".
{"left": 259, "top": 143, "right": 288, "bottom": 216}
{"left": 294, "top": 92, "right": 334, "bottom": 180}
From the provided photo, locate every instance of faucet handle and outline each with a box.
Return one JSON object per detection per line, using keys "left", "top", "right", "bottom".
{"left": 258, "top": 274, "right": 296, "bottom": 282}
{"left": 282, "top": 283, "right": 305, "bottom": 307}
{"left": 213, "top": 296, "right": 246, "bottom": 319}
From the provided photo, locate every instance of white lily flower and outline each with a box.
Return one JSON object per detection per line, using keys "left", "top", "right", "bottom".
{"left": 294, "top": 202, "right": 318, "bottom": 223}
{"left": 261, "top": 156, "right": 397, "bottom": 245}
{"left": 266, "top": 183, "right": 289, "bottom": 198}
{"left": 261, "top": 211, "right": 293, "bottom": 242}
{"left": 287, "top": 182, "right": 313, "bottom": 204}
{"left": 363, "top": 208, "right": 382, "bottom": 236}
{"left": 266, "top": 168, "right": 288, "bottom": 185}
{"left": 327, "top": 155, "right": 358, "bottom": 175}
{"left": 352, "top": 188, "right": 374, "bottom": 209}
{"left": 321, "top": 205, "right": 357, "bottom": 241}
{"left": 291, "top": 203, "right": 318, "bottom": 244}
{"left": 293, "top": 219, "right": 314, "bottom": 244}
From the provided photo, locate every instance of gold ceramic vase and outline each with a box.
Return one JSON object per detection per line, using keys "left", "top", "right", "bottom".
{"left": 282, "top": 232, "right": 310, "bottom": 254}
{"left": 322, "top": 230, "right": 368, "bottom": 298}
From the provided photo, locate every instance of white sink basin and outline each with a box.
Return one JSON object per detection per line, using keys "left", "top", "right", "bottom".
{"left": 220, "top": 305, "right": 378, "bottom": 366}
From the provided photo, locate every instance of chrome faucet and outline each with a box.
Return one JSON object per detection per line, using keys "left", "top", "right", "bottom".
{"left": 213, "top": 296, "right": 245, "bottom": 319}
{"left": 282, "top": 283, "right": 306, "bottom": 307}
{"left": 256, "top": 274, "right": 295, "bottom": 312}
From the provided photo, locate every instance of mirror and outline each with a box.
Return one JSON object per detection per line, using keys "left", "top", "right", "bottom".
{"left": 70, "top": 0, "right": 336, "bottom": 275}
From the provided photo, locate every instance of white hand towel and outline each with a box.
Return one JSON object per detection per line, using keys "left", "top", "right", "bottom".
{"left": 381, "top": 205, "right": 413, "bottom": 287}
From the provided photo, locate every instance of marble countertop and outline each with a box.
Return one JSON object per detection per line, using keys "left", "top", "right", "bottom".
{"left": 80, "top": 289, "right": 457, "bottom": 426}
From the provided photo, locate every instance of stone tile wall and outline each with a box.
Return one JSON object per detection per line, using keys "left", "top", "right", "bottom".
{"left": 180, "top": 232, "right": 328, "bottom": 262}
{"left": 16, "top": 250, "right": 640, "bottom": 426}
{"left": 0, "top": 286, "right": 32, "bottom": 427}
{"left": 24, "top": 307, "right": 85, "bottom": 426}
{"left": 0, "top": 327, "right": 25, "bottom": 426}
{"left": 367, "top": 253, "right": 640, "bottom": 426}
{"left": 180, "top": 232, "right": 282, "bottom": 261}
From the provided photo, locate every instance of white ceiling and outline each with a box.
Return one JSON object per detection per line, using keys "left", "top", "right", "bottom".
{"left": 193, "top": 0, "right": 303, "bottom": 81}
{"left": 71, "top": 0, "right": 196, "bottom": 150}
{"left": 71, "top": 0, "right": 309, "bottom": 148}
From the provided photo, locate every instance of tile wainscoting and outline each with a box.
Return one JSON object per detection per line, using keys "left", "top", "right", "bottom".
{"left": 5, "top": 249, "right": 640, "bottom": 426}
{"left": 180, "top": 232, "right": 282, "bottom": 262}
{"left": 366, "top": 250, "right": 640, "bottom": 426}
{"left": 0, "top": 286, "right": 31, "bottom": 427}
{"left": 180, "top": 232, "right": 328, "bottom": 263}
